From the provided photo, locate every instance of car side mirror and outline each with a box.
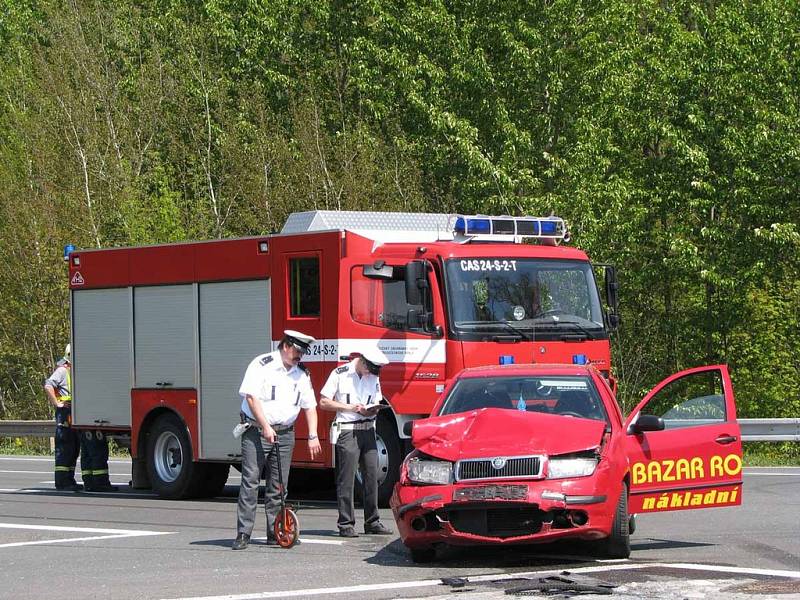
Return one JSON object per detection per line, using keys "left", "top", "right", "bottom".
{"left": 402, "top": 421, "right": 413, "bottom": 436}
{"left": 628, "top": 414, "right": 665, "bottom": 434}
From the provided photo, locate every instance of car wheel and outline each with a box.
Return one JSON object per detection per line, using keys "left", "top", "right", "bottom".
{"left": 146, "top": 413, "right": 204, "bottom": 499}
{"left": 410, "top": 546, "right": 436, "bottom": 563}
{"left": 598, "top": 482, "right": 631, "bottom": 559}
{"left": 355, "top": 412, "right": 402, "bottom": 507}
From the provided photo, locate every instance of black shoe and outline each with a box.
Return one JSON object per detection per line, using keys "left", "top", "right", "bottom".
{"left": 339, "top": 527, "right": 359, "bottom": 538}
{"left": 56, "top": 483, "right": 83, "bottom": 492}
{"left": 232, "top": 533, "right": 250, "bottom": 550}
{"left": 265, "top": 537, "right": 278, "bottom": 546}
{"left": 364, "top": 522, "right": 393, "bottom": 535}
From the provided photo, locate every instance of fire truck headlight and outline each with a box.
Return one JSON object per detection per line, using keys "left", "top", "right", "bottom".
{"left": 406, "top": 457, "right": 453, "bottom": 485}
{"left": 547, "top": 455, "right": 598, "bottom": 479}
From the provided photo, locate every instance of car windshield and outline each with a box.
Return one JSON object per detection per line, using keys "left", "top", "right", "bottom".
{"left": 439, "top": 375, "right": 608, "bottom": 424}
{"left": 444, "top": 258, "right": 605, "bottom": 341}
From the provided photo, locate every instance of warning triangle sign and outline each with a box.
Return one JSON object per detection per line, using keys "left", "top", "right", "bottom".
{"left": 71, "top": 271, "right": 85, "bottom": 286}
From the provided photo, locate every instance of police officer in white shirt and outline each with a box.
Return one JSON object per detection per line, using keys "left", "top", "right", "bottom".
{"left": 232, "top": 330, "right": 321, "bottom": 550}
{"left": 319, "top": 348, "right": 393, "bottom": 537}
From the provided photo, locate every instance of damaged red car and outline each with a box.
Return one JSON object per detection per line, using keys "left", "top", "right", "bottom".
{"left": 391, "top": 363, "right": 743, "bottom": 563}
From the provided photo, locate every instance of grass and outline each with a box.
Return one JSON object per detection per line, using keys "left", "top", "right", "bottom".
{"left": 742, "top": 442, "right": 800, "bottom": 467}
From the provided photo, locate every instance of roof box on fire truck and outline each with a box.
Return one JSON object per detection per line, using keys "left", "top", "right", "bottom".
{"left": 282, "top": 210, "right": 569, "bottom": 244}
{"left": 282, "top": 210, "right": 454, "bottom": 243}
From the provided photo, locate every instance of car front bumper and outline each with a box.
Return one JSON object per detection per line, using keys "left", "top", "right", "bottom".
{"left": 391, "top": 478, "right": 617, "bottom": 549}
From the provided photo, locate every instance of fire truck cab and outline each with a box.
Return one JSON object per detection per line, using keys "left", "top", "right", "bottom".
{"left": 67, "top": 211, "right": 619, "bottom": 502}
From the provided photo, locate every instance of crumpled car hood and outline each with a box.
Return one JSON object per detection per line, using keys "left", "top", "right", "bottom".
{"left": 411, "top": 408, "right": 606, "bottom": 462}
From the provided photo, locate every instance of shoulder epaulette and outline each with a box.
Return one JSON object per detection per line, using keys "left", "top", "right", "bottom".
{"left": 336, "top": 365, "right": 349, "bottom": 374}
{"left": 297, "top": 362, "right": 309, "bottom": 374}
{"left": 259, "top": 355, "right": 274, "bottom": 366}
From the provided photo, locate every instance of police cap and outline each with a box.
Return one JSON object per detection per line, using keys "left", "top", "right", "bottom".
{"left": 283, "top": 330, "right": 315, "bottom": 354}
{"left": 360, "top": 347, "right": 389, "bottom": 375}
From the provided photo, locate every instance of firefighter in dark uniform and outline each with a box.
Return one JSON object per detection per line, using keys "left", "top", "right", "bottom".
{"left": 44, "top": 344, "right": 81, "bottom": 491}
{"left": 319, "top": 348, "right": 393, "bottom": 537}
{"left": 44, "top": 344, "right": 119, "bottom": 493}
{"left": 232, "top": 330, "right": 322, "bottom": 550}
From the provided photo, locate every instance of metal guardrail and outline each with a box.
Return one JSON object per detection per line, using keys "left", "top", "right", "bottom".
{"left": 0, "top": 420, "right": 53, "bottom": 437}
{"left": 0, "top": 418, "right": 798, "bottom": 441}
{"left": 739, "top": 418, "right": 800, "bottom": 442}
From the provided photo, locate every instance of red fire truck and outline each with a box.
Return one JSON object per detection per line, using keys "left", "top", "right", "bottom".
{"left": 66, "top": 211, "right": 619, "bottom": 502}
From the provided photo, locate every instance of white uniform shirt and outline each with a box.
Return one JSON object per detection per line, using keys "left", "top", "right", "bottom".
{"left": 320, "top": 359, "right": 382, "bottom": 423}
{"left": 239, "top": 351, "right": 316, "bottom": 428}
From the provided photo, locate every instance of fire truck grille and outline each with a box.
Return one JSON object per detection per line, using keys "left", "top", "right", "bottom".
{"left": 455, "top": 456, "right": 543, "bottom": 481}
{"left": 446, "top": 506, "right": 544, "bottom": 538}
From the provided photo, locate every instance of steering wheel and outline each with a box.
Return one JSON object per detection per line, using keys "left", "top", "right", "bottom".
{"left": 558, "top": 411, "right": 584, "bottom": 418}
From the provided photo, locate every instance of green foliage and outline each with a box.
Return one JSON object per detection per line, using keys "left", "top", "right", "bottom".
{"left": 0, "top": 0, "right": 797, "bottom": 460}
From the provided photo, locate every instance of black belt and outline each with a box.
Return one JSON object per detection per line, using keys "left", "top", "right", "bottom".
{"left": 240, "top": 412, "right": 294, "bottom": 434}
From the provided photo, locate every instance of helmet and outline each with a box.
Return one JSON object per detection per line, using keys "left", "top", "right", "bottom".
{"left": 64, "top": 343, "right": 71, "bottom": 361}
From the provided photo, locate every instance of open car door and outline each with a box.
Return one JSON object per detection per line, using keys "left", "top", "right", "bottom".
{"left": 624, "top": 365, "right": 743, "bottom": 514}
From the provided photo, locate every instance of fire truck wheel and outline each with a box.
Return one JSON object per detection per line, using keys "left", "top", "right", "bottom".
{"left": 356, "top": 413, "right": 401, "bottom": 508}
{"left": 146, "top": 413, "right": 204, "bottom": 499}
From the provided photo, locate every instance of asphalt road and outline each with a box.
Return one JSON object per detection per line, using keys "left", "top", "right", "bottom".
{"left": 0, "top": 456, "right": 798, "bottom": 599}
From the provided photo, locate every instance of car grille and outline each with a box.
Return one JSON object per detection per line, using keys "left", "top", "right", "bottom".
{"left": 447, "top": 506, "right": 544, "bottom": 538}
{"left": 455, "top": 455, "right": 543, "bottom": 482}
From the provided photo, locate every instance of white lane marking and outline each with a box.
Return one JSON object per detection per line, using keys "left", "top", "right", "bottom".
{"left": 0, "top": 522, "right": 174, "bottom": 549}
{"left": 0, "top": 470, "right": 55, "bottom": 474}
{"left": 0, "top": 488, "right": 48, "bottom": 493}
{"left": 38, "top": 481, "right": 130, "bottom": 485}
{"left": 160, "top": 561, "right": 800, "bottom": 600}
{"left": 4, "top": 470, "right": 129, "bottom": 476}
{"left": 0, "top": 457, "right": 133, "bottom": 464}
{"left": 252, "top": 536, "right": 344, "bottom": 546}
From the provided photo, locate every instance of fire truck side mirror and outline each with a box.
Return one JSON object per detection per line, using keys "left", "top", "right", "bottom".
{"left": 363, "top": 261, "right": 395, "bottom": 280}
{"left": 404, "top": 260, "right": 426, "bottom": 306}
{"left": 603, "top": 265, "right": 620, "bottom": 329}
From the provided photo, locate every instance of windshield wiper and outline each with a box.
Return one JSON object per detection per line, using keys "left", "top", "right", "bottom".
{"left": 455, "top": 320, "right": 533, "bottom": 341}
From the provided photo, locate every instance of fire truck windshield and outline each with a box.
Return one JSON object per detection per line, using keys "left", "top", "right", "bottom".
{"left": 444, "top": 258, "right": 606, "bottom": 341}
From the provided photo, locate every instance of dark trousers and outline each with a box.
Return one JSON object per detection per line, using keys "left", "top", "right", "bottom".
{"left": 335, "top": 429, "right": 380, "bottom": 530}
{"left": 54, "top": 405, "right": 79, "bottom": 488}
{"left": 80, "top": 430, "right": 112, "bottom": 489}
{"left": 236, "top": 425, "right": 295, "bottom": 537}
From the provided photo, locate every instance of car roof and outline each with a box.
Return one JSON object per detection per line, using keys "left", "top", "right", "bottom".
{"left": 455, "top": 363, "right": 597, "bottom": 379}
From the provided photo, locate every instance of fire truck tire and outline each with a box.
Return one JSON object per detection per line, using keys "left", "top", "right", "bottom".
{"left": 201, "top": 463, "right": 230, "bottom": 498}
{"left": 356, "top": 413, "right": 402, "bottom": 507}
{"left": 146, "top": 413, "right": 204, "bottom": 499}
{"left": 597, "top": 482, "right": 631, "bottom": 559}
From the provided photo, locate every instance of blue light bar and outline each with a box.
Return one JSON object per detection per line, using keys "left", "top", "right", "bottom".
{"left": 540, "top": 220, "right": 558, "bottom": 235}
{"left": 499, "top": 355, "right": 515, "bottom": 365}
{"left": 63, "top": 244, "right": 75, "bottom": 262}
{"left": 452, "top": 214, "right": 568, "bottom": 243}
{"left": 572, "top": 354, "right": 588, "bottom": 365}
{"left": 454, "top": 217, "right": 491, "bottom": 235}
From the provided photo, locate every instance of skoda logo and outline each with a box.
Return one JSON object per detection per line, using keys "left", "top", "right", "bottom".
{"left": 491, "top": 457, "right": 507, "bottom": 470}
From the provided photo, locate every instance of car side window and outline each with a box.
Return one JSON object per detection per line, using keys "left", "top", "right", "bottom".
{"left": 644, "top": 370, "right": 726, "bottom": 429}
